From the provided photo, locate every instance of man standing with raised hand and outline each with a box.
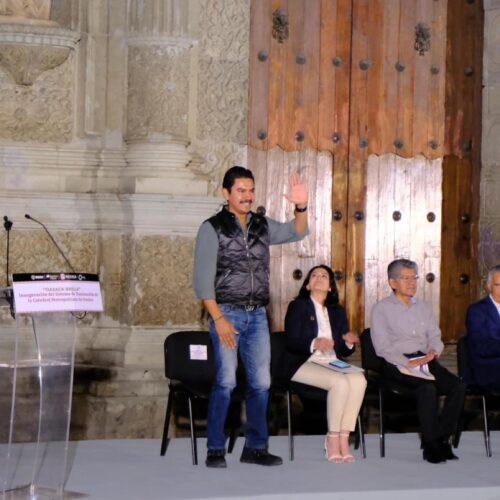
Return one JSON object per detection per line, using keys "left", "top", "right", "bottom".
{"left": 193, "top": 166, "right": 308, "bottom": 468}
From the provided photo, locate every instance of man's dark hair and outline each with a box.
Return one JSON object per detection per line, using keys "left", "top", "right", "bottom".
{"left": 222, "top": 166, "right": 254, "bottom": 192}
{"left": 387, "top": 258, "right": 418, "bottom": 280}
{"left": 297, "top": 264, "right": 339, "bottom": 306}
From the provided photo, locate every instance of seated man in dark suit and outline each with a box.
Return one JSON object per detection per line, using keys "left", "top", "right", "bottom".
{"left": 466, "top": 265, "right": 500, "bottom": 390}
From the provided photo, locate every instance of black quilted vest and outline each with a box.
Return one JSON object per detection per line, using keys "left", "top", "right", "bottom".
{"left": 207, "top": 206, "right": 270, "bottom": 306}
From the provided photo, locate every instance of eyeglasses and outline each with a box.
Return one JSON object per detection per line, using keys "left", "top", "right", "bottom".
{"left": 397, "top": 275, "right": 419, "bottom": 281}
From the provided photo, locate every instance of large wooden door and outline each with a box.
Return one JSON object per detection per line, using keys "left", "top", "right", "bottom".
{"left": 248, "top": 0, "right": 483, "bottom": 339}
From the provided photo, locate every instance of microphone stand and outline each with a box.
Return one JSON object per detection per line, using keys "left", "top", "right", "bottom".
{"left": 24, "top": 214, "right": 75, "bottom": 273}
{"left": 24, "top": 214, "right": 86, "bottom": 320}
{"left": 3, "top": 216, "right": 15, "bottom": 319}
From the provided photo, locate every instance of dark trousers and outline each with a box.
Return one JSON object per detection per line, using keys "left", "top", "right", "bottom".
{"left": 383, "top": 360, "right": 466, "bottom": 442}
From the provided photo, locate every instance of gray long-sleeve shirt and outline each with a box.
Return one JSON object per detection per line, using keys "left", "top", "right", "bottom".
{"left": 370, "top": 293, "right": 444, "bottom": 367}
{"left": 193, "top": 214, "right": 308, "bottom": 300}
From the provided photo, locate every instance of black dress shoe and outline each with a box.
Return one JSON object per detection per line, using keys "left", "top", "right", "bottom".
{"left": 240, "top": 446, "right": 283, "bottom": 466}
{"left": 422, "top": 440, "right": 447, "bottom": 464}
{"left": 439, "top": 439, "right": 459, "bottom": 460}
{"left": 206, "top": 449, "right": 227, "bottom": 468}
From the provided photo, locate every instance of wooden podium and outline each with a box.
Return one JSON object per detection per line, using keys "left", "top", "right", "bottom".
{"left": 0, "top": 274, "right": 102, "bottom": 499}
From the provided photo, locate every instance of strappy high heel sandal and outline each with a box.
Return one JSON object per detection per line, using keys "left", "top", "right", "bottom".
{"left": 340, "top": 431, "right": 355, "bottom": 463}
{"left": 324, "top": 432, "right": 343, "bottom": 463}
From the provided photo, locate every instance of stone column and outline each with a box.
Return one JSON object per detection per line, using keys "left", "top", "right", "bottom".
{"left": 125, "top": 0, "right": 207, "bottom": 195}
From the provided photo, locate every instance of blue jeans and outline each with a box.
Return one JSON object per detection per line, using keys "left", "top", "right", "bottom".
{"left": 207, "top": 304, "right": 271, "bottom": 450}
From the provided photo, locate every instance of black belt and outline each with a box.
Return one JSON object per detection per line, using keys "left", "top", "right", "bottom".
{"left": 234, "top": 304, "right": 261, "bottom": 312}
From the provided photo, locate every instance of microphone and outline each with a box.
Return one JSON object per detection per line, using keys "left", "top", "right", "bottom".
{"left": 3, "top": 216, "right": 13, "bottom": 287}
{"left": 3, "top": 215, "right": 14, "bottom": 318}
{"left": 25, "top": 214, "right": 76, "bottom": 273}
{"left": 3, "top": 216, "right": 13, "bottom": 232}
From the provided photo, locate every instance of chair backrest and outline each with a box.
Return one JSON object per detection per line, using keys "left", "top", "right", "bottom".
{"left": 164, "top": 331, "right": 215, "bottom": 385}
{"left": 360, "top": 328, "right": 386, "bottom": 373}
{"left": 270, "top": 332, "right": 288, "bottom": 389}
{"left": 456, "top": 335, "right": 471, "bottom": 381}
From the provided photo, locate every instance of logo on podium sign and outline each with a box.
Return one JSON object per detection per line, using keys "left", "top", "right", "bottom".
{"left": 12, "top": 273, "right": 104, "bottom": 314}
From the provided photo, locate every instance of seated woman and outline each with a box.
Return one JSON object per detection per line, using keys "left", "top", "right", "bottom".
{"left": 284, "top": 264, "right": 366, "bottom": 463}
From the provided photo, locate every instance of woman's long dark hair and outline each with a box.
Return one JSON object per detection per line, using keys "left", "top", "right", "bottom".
{"left": 296, "top": 264, "right": 339, "bottom": 306}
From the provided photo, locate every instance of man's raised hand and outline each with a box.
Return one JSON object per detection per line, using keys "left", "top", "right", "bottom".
{"left": 284, "top": 172, "right": 308, "bottom": 206}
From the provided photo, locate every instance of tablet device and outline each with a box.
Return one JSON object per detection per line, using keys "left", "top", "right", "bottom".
{"left": 329, "top": 360, "right": 351, "bottom": 369}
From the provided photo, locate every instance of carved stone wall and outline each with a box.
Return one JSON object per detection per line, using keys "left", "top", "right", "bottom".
{"left": 0, "top": 0, "right": 250, "bottom": 440}
{"left": 126, "top": 46, "right": 190, "bottom": 141}
{"left": 191, "top": 0, "right": 249, "bottom": 191}
{"left": 480, "top": 1, "right": 500, "bottom": 283}
{"left": 132, "top": 236, "right": 200, "bottom": 326}
{"left": 0, "top": 51, "right": 73, "bottom": 142}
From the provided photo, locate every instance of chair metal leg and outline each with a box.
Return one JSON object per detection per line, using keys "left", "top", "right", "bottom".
{"left": 287, "top": 390, "right": 294, "bottom": 461}
{"left": 356, "top": 413, "right": 366, "bottom": 458}
{"left": 482, "top": 394, "right": 492, "bottom": 457}
{"left": 187, "top": 395, "right": 198, "bottom": 465}
{"left": 160, "top": 388, "right": 174, "bottom": 456}
{"left": 354, "top": 414, "right": 360, "bottom": 450}
{"left": 378, "top": 387, "right": 385, "bottom": 457}
{"left": 227, "top": 427, "right": 237, "bottom": 454}
{"left": 453, "top": 414, "right": 463, "bottom": 449}
{"left": 227, "top": 401, "right": 240, "bottom": 454}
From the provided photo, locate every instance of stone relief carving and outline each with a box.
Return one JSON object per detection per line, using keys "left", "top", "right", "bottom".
{"left": 197, "top": 58, "right": 248, "bottom": 143}
{"left": 127, "top": 46, "right": 190, "bottom": 141}
{"left": 0, "top": 0, "right": 51, "bottom": 22}
{"left": 198, "top": 0, "right": 249, "bottom": 62}
{"left": 132, "top": 236, "right": 201, "bottom": 326}
{"left": 188, "top": 140, "right": 247, "bottom": 196}
{"left": 196, "top": 0, "right": 249, "bottom": 143}
{"left": 0, "top": 43, "right": 69, "bottom": 85}
{"left": 0, "top": 50, "right": 73, "bottom": 141}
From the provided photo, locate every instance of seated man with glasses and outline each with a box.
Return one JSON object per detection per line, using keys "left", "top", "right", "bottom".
{"left": 371, "top": 258, "right": 465, "bottom": 464}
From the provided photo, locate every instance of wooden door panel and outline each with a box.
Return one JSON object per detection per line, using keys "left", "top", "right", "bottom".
{"left": 248, "top": 0, "right": 483, "bottom": 339}
{"left": 251, "top": 147, "right": 332, "bottom": 332}
{"left": 364, "top": 154, "right": 442, "bottom": 325}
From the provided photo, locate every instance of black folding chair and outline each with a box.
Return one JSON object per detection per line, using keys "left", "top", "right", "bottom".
{"left": 455, "top": 335, "right": 499, "bottom": 457}
{"left": 270, "top": 332, "right": 366, "bottom": 461}
{"left": 160, "top": 331, "right": 244, "bottom": 464}
{"left": 360, "top": 328, "right": 417, "bottom": 457}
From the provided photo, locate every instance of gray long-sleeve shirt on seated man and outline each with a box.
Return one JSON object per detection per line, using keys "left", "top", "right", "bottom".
{"left": 193, "top": 215, "right": 308, "bottom": 300}
{"left": 370, "top": 293, "right": 444, "bottom": 368}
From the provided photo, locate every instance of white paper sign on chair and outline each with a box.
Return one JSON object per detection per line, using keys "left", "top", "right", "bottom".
{"left": 189, "top": 345, "right": 208, "bottom": 360}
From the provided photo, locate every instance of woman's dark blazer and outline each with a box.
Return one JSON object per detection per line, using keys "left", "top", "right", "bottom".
{"left": 283, "top": 297, "right": 355, "bottom": 381}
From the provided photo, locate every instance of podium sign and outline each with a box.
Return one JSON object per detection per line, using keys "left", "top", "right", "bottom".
{"left": 13, "top": 273, "right": 103, "bottom": 314}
